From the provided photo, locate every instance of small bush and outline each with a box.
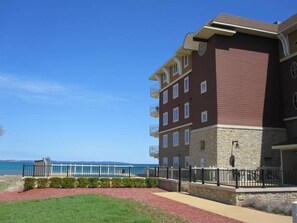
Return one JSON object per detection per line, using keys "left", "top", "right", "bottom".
{"left": 77, "top": 178, "right": 89, "bottom": 188}
{"left": 145, "top": 178, "right": 159, "bottom": 188}
{"left": 100, "top": 178, "right": 111, "bottom": 188}
{"left": 132, "top": 178, "right": 146, "bottom": 188}
{"left": 61, "top": 178, "right": 76, "bottom": 188}
{"left": 88, "top": 178, "right": 99, "bottom": 188}
{"left": 111, "top": 178, "right": 123, "bottom": 188}
{"left": 49, "top": 177, "right": 62, "bottom": 188}
{"left": 122, "top": 178, "right": 133, "bottom": 188}
{"left": 243, "top": 197, "right": 292, "bottom": 216}
{"left": 24, "top": 178, "right": 36, "bottom": 191}
{"left": 36, "top": 178, "right": 49, "bottom": 189}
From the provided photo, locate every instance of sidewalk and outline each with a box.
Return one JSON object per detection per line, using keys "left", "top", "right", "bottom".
{"left": 154, "top": 192, "right": 291, "bottom": 223}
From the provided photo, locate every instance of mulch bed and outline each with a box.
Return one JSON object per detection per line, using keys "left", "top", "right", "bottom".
{"left": 0, "top": 188, "right": 241, "bottom": 223}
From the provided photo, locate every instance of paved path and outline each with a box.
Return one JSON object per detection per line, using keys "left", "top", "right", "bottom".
{"left": 154, "top": 192, "right": 291, "bottom": 223}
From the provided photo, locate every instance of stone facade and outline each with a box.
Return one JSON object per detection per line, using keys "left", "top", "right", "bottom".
{"left": 190, "top": 125, "right": 287, "bottom": 169}
{"left": 189, "top": 182, "right": 297, "bottom": 206}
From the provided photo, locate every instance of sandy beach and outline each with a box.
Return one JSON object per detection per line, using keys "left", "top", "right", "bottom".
{"left": 0, "top": 175, "right": 23, "bottom": 193}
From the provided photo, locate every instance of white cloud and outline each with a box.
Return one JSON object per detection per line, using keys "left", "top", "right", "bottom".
{"left": 0, "top": 73, "right": 128, "bottom": 107}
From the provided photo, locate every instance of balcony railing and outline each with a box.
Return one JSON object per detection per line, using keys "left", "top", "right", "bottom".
{"left": 150, "top": 87, "right": 160, "bottom": 98}
{"left": 150, "top": 105, "right": 159, "bottom": 118}
{"left": 149, "top": 124, "right": 159, "bottom": 137}
{"left": 149, "top": 145, "right": 159, "bottom": 158}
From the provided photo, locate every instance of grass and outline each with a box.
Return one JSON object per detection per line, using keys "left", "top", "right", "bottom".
{"left": 0, "top": 194, "right": 187, "bottom": 223}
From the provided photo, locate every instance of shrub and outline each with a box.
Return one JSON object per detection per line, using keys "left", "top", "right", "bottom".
{"left": 100, "top": 178, "right": 111, "bottom": 188}
{"left": 243, "top": 197, "right": 292, "bottom": 216}
{"left": 49, "top": 177, "right": 62, "bottom": 188}
{"left": 132, "top": 178, "right": 146, "bottom": 188}
{"left": 61, "top": 178, "right": 76, "bottom": 188}
{"left": 122, "top": 178, "right": 133, "bottom": 188}
{"left": 36, "top": 178, "right": 49, "bottom": 189}
{"left": 77, "top": 178, "right": 89, "bottom": 188}
{"left": 24, "top": 178, "right": 36, "bottom": 191}
{"left": 145, "top": 178, "right": 159, "bottom": 188}
{"left": 88, "top": 178, "right": 99, "bottom": 188}
{"left": 111, "top": 178, "right": 123, "bottom": 188}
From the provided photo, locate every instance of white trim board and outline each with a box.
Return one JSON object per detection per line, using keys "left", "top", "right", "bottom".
{"left": 160, "top": 69, "right": 192, "bottom": 93}
{"left": 159, "top": 122, "right": 193, "bottom": 134}
{"left": 280, "top": 51, "right": 297, "bottom": 63}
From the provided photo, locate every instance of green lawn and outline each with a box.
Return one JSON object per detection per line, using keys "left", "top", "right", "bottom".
{"left": 0, "top": 194, "right": 187, "bottom": 223}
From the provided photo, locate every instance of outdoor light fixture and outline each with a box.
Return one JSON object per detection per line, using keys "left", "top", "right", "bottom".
{"left": 232, "top": 140, "right": 240, "bottom": 149}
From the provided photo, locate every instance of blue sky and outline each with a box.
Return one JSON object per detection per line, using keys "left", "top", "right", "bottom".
{"left": 0, "top": 0, "right": 295, "bottom": 163}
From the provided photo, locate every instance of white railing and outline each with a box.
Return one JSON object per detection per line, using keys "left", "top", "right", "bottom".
{"left": 150, "top": 87, "right": 159, "bottom": 98}
{"left": 149, "top": 124, "right": 159, "bottom": 137}
{"left": 150, "top": 105, "right": 159, "bottom": 118}
{"left": 149, "top": 145, "right": 159, "bottom": 158}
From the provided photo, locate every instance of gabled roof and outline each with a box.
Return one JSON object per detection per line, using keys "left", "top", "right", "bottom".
{"left": 278, "top": 13, "right": 297, "bottom": 33}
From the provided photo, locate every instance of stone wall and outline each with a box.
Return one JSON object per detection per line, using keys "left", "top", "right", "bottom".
{"left": 189, "top": 127, "right": 217, "bottom": 167}
{"left": 189, "top": 182, "right": 297, "bottom": 206}
{"left": 189, "top": 125, "right": 286, "bottom": 169}
{"left": 158, "top": 178, "right": 179, "bottom": 192}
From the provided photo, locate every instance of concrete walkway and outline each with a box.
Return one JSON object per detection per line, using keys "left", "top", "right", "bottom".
{"left": 154, "top": 192, "right": 291, "bottom": 223}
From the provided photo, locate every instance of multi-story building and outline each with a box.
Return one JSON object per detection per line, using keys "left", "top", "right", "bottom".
{"left": 149, "top": 13, "right": 297, "bottom": 170}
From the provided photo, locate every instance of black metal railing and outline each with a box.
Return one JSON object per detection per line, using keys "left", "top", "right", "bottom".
{"left": 23, "top": 164, "right": 158, "bottom": 178}
{"left": 154, "top": 166, "right": 297, "bottom": 190}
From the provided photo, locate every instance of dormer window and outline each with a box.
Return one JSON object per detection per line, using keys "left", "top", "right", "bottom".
{"left": 183, "top": 55, "right": 189, "bottom": 67}
{"left": 173, "top": 64, "right": 178, "bottom": 75}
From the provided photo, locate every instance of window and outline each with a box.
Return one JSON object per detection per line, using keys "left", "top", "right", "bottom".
{"left": 163, "top": 90, "right": 168, "bottom": 104}
{"left": 162, "top": 73, "right": 167, "bottom": 83}
{"left": 185, "top": 156, "right": 189, "bottom": 168}
{"left": 163, "top": 134, "right": 168, "bottom": 148}
{"left": 200, "top": 140, "right": 205, "bottom": 150}
{"left": 183, "top": 55, "right": 189, "bottom": 67}
{"left": 173, "top": 64, "right": 178, "bottom": 75}
{"left": 200, "top": 80, "right": 207, "bottom": 94}
{"left": 184, "top": 102, "right": 189, "bottom": 119}
{"left": 291, "top": 62, "right": 297, "bottom": 79}
{"left": 173, "top": 83, "right": 179, "bottom": 99}
{"left": 184, "top": 129, "right": 189, "bottom": 145}
{"left": 184, "top": 77, "right": 189, "bottom": 93}
{"left": 173, "top": 157, "right": 179, "bottom": 167}
{"left": 201, "top": 111, "right": 208, "bottom": 122}
{"left": 200, "top": 158, "right": 205, "bottom": 168}
{"left": 293, "top": 92, "right": 297, "bottom": 110}
{"left": 173, "top": 107, "right": 179, "bottom": 122}
{"left": 163, "top": 157, "right": 168, "bottom": 166}
{"left": 163, "top": 112, "right": 168, "bottom": 126}
{"left": 173, "top": 131, "right": 179, "bottom": 146}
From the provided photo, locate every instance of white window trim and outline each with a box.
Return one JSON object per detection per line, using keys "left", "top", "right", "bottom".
{"left": 184, "top": 102, "right": 189, "bottom": 119}
{"left": 173, "top": 131, "right": 179, "bottom": 147}
{"left": 173, "top": 156, "right": 179, "bottom": 167}
{"left": 200, "top": 80, "right": 207, "bottom": 94}
{"left": 162, "top": 73, "right": 167, "bottom": 83}
{"left": 185, "top": 156, "right": 189, "bottom": 168}
{"left": 184, "top": 76, "right": 189, "bottom": 93}
{"left": 291, "top": 61, "right": 297, "bottom": 79}
{"left": 183, "top": 55, "right": 189, "bottom": 68}
{"left": 173, "top": 107, "right": 179, "bottom": 123}
{"left": 293, "top": 92, "right": 297, "bottom": 110}
{"left": 184, "top": 129, "right": 189, "bottom": 145}
{"left": 163, "top": 90, "right": 168, "bottom": 104}
{"left": 173, "top": 83, "right": 179, "bottom": 99}
{"left": 201, "top": 111, "right": 208, "bottom": 123}
{"left": 163, "top": 112, "right": 168, "bottom": 126}
{"left": 173, "top": 64, "right": 178, "bottom": 75}
{"left": 163, "top": 157, "right": 168, "bottom": 166}
{"left": 163, "top": 134, "right": 168, "bottom": 148}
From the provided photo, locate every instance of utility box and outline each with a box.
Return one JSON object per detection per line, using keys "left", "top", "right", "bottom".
{"left": 34, "top": 157, "right": 51, "bottom": 177}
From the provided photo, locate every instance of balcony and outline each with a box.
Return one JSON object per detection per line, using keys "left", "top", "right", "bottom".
{"left": 150, "top": 105, "right": 159, "bottom": 118}
{"left": 149, "top": 145, "right": 159, "bottom": 158}
{"left": 150, "top": 87, "right": 160, "bottom": 98}
{"left": 149, "top": 124, "right": 159, "bottom": 138}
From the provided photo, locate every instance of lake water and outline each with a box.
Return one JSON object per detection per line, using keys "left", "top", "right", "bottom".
{"left": 0, "top": 161, "right": 157, "bottom": 176}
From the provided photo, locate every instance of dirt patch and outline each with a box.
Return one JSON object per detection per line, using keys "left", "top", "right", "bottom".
{"left": 0, "top": 175, "right": 23, "bottom": 193}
